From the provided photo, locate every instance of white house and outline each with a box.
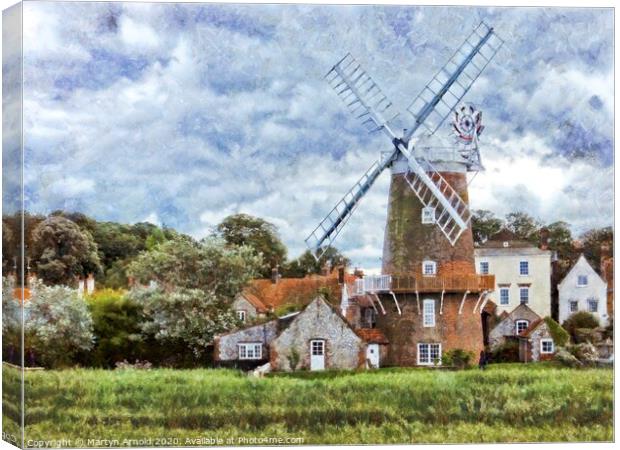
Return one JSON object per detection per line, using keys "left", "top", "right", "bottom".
{"left": 474, "top": 231, "right": 552, "bottom": 318}
{"left": 558, "top": 254, "right": 608, "bottom": 326}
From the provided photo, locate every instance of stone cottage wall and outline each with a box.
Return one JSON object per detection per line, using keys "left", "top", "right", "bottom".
{"left": 528, "top": 322, "right": 553, "bottom": 362}
{"left": 270, "top": 297, "right": 364, "bottom": 371}
{"left": 215, "top": 320, "right": 279, "bottom": 361}
{"left": 231, "top": 296, "right": 258, "bottom": 321}
{"left": 488, "top": 305, "right": 541, "bottom": 350}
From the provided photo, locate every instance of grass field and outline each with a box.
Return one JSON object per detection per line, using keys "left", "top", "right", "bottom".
{"left": 2, "top": 363, "right": 613, "bottom": 446}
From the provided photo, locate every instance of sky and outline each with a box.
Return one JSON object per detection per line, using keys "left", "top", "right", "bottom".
{"left": 4, "top": 2, "right": 614, "bottom": 271}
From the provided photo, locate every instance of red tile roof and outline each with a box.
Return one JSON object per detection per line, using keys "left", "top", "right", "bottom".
{"left": 519, "top": 318, "right": 544, "bottom": 337}
{"left": 239, "top": 291, "right": 269, "bottom": 313}
{"left": 356, "top": 328, "right": 389, "bottom": 344}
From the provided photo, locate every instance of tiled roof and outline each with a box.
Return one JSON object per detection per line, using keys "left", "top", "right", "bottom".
{"left": 239, "top": 291, "right": 269, "bottom": 313}
{"left": 519, "top": 318, "right": 544, "bottom": 337}
{"left": 356, "top": 328, "right": 389, "bottom": 344}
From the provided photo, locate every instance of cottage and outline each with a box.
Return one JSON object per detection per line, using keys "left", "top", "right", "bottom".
{"left": 231, "top": 291, "right": 269, "bottom": 323}
{"left": 558, "top": 254, "right": 609, "bottom": 326}
{"left": 488, "top": 303, "right": 541, "bottom": 351}
{"left": 474, "top": 230, "right": 552, "bottom": 318}
{"left": 518, "top": 318, "right": 559, "bottom": 362}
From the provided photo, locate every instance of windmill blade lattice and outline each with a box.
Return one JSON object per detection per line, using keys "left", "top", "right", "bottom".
{"left": 325, "top": 54, "right": 398, "bottom": 137}
{"left": 406, "top": 22, "right": 504, "bottom": 137}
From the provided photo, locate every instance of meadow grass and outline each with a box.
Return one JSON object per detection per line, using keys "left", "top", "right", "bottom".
{"left": 2, "top": 363, "right": 613, "bottom": 446}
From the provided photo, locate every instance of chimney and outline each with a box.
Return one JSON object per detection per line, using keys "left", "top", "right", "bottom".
{"left": 338, "top": 266, "right": 345, "bottom": 285}
{"left": 353, "top": 267, "right": 364, "bottom": 279}
{"left": 271, "top": 266, "right": 279, "bottom": 284}
{"left": 539, "top": 227, "right": 549, "bottom": 250}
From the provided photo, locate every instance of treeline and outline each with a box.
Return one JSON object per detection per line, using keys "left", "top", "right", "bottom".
{"left": 2, "top": 211, "right": 349, "bottom": 288}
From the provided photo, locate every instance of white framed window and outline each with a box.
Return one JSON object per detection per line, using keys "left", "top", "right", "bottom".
{"left": 421, "top": 206, "right": 436, "bottom": 224}
{"left": 238, "top": 343, "right": 262, "bottom": 360}
{"left": 587, "top": 298, "right": 598, "bottom": 313}
{"left": 479, "top": 261, "right": 489, "bottom": 275}
{"left": 311, "top": 340, "right": 325, "bottom": 356}
{"left": 236, "top": 310, "right": 247, "bottom": 322}
{"left": 417, "top": 343, "right": 441, "bottom": 365}
{"left": 519, "top": 286, "right": 529, "bottom": 304}
{"left": 519, "top": 260, "right": 529, "bottom": 276}
{"left": 423, "top": 299, "right": 435, "bottom": 327}
{"left": 570, "top": 300, "right": 579, "bottom": 313}
{"left": 540, "top": 339, "right": 554, "bottom": 354}
{"left": 499, "top": 288, "right": 510, "bottom": 305}
{"left": 515, "top": 320, "right": 529, "bottom": 335}
{"left": 577, "top": 275, "right": 588, "bottom": 287}
{"left": 423, "top": 260, "right": 437, "bottom": 276}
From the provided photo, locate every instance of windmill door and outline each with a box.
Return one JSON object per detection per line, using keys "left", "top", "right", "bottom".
{"left": 310, "top": 340, "right": 325, "bottom": 371}
{"left": 366, "top": 344, "right": 380, "bottom": 368}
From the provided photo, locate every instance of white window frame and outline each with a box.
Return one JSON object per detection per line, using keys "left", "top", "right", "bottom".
{"left": 569, "top": 300, "right": 579, "bottom": 313}
{"left": 423, "top": 299, "right": 436, "bottom": 327}
{"left": 587, "top": 298, "right": 598, "bottom": 313}
{"left": 540, "top": 339, "right": 554, "bottom": 354}
{"left": 238, "top": 343, "right": 262, "bottom": 360}
{"left": 417, "top": 343, "right": 442, "bottom": 366}
{"left": 422, "top": 260, "right": 437, "bottom": 276}
{"left": 519, "top": 260, "right": 529, "bottom": 276}
{"left": 236, "top": 310, "right": 247, "bottom": 322}
{"left": 577, "top": 275, "right": 588, "bottom": 287}
{"left": 499, "top": 287, "right": 510, "bottom": 305}
{"left": 311, "top": 339, "right": 325, "bottom": 356}
{"left": 519, "top": 286, "right": 529, "bottom": 304}
{"left": 421, "top": 206, "right": 436, "bottom": 224}
{"left": 515, "top": 320, "right": 529, "bottom": 335}
{"left": 479, "top": 261, "right": 489, "bottom": 275}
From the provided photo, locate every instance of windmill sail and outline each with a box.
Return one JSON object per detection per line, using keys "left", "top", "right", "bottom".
{"left": 325, "top": 53, "right": 398, "bottom": 139}
{"left": 305, "top": 156, "right": 392, "bottom": 255}
{"left": 405, "top": 22, "right": 504, "bottom": 139}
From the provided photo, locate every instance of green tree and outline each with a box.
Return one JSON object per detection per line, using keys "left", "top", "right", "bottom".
{"left": 25, "top": 280, "right": 94, "bottom": 367}
{"left": 216, "top": 214, "right": 287, "bottom": 278}
{"left": 562, "top": 311, "right": 600, "bottom": 342}
{"left": 2, "top": 277, "right": 21, "bottom": 363}
{"left": 282, "top": 246, "right": 350, "bottom": 278}
{"left": 581, "top": 226, "right": 613, "bottom": 273}
{"left": 30, "top": 216, "right": 102, "bottom": 286}
{"left": 471, "top": 209, "right": 504, "bottom": 245}
{"left": 505, "top": 212, "right": 543, "bottom": 244}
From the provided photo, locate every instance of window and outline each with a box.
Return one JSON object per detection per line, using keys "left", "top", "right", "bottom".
{"left": 421, "top": 206, "right": 436, "bottom": 224}
{"left": 423, "top": 299, "right": 435, "bottom": 327}
{"left": 515, "top": 320, "right": 529, "bottom": 335}
{"left": 519, "top": 260, "right": 529, "bottom": 276}
{"left": 540, "top": 339, "right": 554, "bottom": 354}
{"left": 587, "top": 298, "right": 598, "bottom": 313}
{"left": 577, "top": 275, "right": 588, "bottom": 287}
{"left": 417, "top": 343, "right": 442, "bottom": 365}
{"left": 499, "top": 288, "right": 510, "bottom": 305}
{"left": 423, "top": 260, "right": 437, "bottom": 276}
{"left": 519, "top": 286, "right": 529, "bottom": 304}
{"left": 570, "top": 301, "right": 579, "bottom": 313}
{"left": 238, "top": 343, "right": 262, "bottom": 360}
{"left": 236, "top": 310, "right": 246, "bottom": 322}
{"left": 363, "top": 307, "right": 377, "bottom": 328}
{"left": 311, "top": 340, "right": 325, "bottom": 356}
{"left": 479, "top": 261, "right": 489, "bottom": 275}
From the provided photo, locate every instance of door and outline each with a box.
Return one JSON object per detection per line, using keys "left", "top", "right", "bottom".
{"left": 366, "top": 344, "right": 380, "bottom": 368}
{"left": 310, "top": 340, "right": 325, "bottom": 371}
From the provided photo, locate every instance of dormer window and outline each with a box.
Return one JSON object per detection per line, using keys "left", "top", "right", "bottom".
{"left": 421, "top": 207, "right": 436, "bottom": 224}
{"left": 423, "top": 260, "right": 437, "bottom": 276}
{"left": 515, "top": 320, "right": 529, "bottom": 335}
{"left": 577, "top": 275, "right": 588, "bottom": 287}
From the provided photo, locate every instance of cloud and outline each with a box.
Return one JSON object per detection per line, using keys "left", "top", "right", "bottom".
{"left": 19, "top": 4, "right": 613, "bottom": 270}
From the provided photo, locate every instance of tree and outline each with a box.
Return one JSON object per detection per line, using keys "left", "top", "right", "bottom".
{"left": 505, "top": 212, "right": 542, "bottom": 244}
{"left": 30, "top": 216, "right": 102, "bottom": 286}
{"left": 562, "top": 311, "right": 600, "bottom": 342}
{"left": 25, "top": 280, "right": 94, "bottom": 367}
{"left": 281, "top": 246, "right": 350, "bottom": 278}
{"left": 471, "top": 210, "right": 504, "bottom": 245}
{"left": 216, "top": 214, "right": 287, "bottom": 278}
{"left": 581, "top": 226, "right": 613, "bottom": 273}
{"left": 2, "top": 277, "right": 21, "bottom": 364}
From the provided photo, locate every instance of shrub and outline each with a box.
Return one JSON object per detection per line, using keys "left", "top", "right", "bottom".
{"left": 553, "top": 348, "right": 582, "bottom": 368}
{"left": 490, "top": 340, "right": 520, "bottom": 363}
{"left": 563, "top": 311, "right": 599, "bottom": 341}
{"left": 544, "top": 316, "right": 570, "bottom": 346}
{"left": 442, "top": 349, "right": 474, "bottom": 369}
{"left": 568, "top": 343, "right": 599, "bottom": 366}
{"left": 115, "top": 359, "right": 153, "bottom": 370}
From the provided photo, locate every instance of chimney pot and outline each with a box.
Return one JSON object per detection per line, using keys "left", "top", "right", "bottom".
{"left": 539, "top": 227, "right": 549, "bottom": 250}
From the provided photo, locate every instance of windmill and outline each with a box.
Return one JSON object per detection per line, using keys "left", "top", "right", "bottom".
{"left": 305, "top": 22, "right": 503, "bottom": 275}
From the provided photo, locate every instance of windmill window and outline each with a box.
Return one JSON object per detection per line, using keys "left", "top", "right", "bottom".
{"left": 587, "top": 298, "right": 598, "bottom": 313}
{"left": 540, "top": 339, "right": 554, "bottom": 354}
{"left": 423, "top": 299, "right": 436, "bottom": 327}
{"left": 499, "top": 288, "right": 510, "bottom": 305}
{"left": 421, "top": 207, "right": 436, "bottom": 224}
{"left": 570, "top": 301, "right": 579, "bottom": 313}
{"left": 577, "top": 275, "right": 588, "bottom": 287}
{"left": 519, "top": 287, "right": 529, "bottom": 304}
{"left": 236, "top": 310, "right": 247, "bottom": 322}
{"left": 423, "top": 261, "right": 437, "bottom": 276}
{"left": 238, "top": 343, "right": 262, "bottom": 360}
{"left": 519, "top": 261, "right": 529, "bottom": 276}
{"left": 515, "top": 320, "right": 529, "bottom": 335}
{"left": 479, "top": 261, "right": 489, "bottom": 275}
{"left": 417, "top": 343, "right": 442, "bottom": 365}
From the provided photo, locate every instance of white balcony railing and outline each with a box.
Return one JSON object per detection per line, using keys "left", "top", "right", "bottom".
{"left": 354, "top": 275, "right": 392, "bottom": 295}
